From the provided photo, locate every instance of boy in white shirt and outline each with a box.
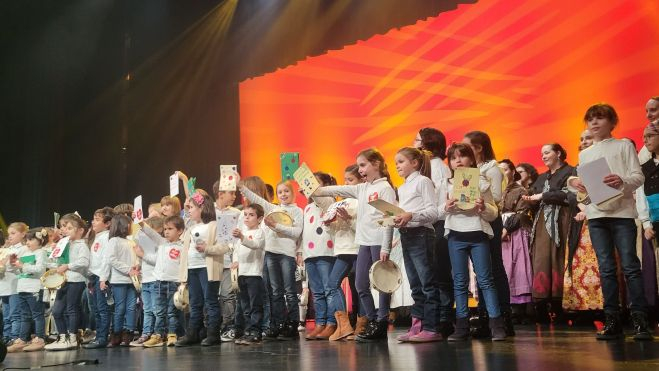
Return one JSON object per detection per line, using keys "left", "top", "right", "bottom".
{"left": 231, "top": 204, "right": 266, "bottom": 345}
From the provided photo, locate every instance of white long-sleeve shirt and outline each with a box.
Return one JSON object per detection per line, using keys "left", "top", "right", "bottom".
{"left": 240, "top": 186, "right": 303, "bottom": 258}
{"left": 315, "top": 177, "right": 395, "bottom": 248}
{"left": 430, "top": 158, "right": 451, "bottom": 221}
{"left": 440, "top": 176, "right": 499, "bottom": 238}
{"left": 578, "top": 138, "right": 644, "bottom": 219}
{"left": 233, "top": 225, "right": 265, "bottom": 277}
{"left": 65, "top": 239, "right": 90, "bottom": 283}
{"left": 301, "top": 201, "right": 335, "bottom": 260}
{"left": 397, "top": 171, "right": 439, "bottom": 229}
{"left": 140, "top": 225, "right": 183, "bottom": 283}
{"left": 106, "top": 237, "right": 136, "bottom": 284}
{"left": 0, "top": 244, "right": 22, "bottom": 296}
{"left": 326, "top": 198, "right": 359, "bottom": 255}
{"left": 479, "top": 160, "right": 503, "bottom": 205}
{"left": 13, "top": 247, "right": 46, "bottom": 293}
{"left": 88, "top": 230, "right": 111, "bottom": 280}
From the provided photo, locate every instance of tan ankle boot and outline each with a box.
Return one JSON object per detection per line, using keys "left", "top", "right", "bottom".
{"left": 329, "top": 311, "right": 354, "bottom": 341}
{"left": 316, "top": 324, "right": 337, "bottom": 340}
{"left": 305, "top": 324, "right": 326, "bottom": 340}
{"left": 347, "top": 316, "right": 368, "bottom": 340}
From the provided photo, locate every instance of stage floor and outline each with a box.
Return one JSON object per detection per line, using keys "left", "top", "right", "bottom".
{"left": 2, "top": 326, "right": 658, "bottom": 370}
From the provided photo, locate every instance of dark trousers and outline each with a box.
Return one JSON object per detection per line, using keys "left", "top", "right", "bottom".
{"left": 52, "top": 282, "right": 86, "bottom": 334}
{"left": 477, "top": 216, "right": 511, "bottom": 314}
{"left": 432, "top": 220, "right": 455, "bottom": 323}
{"left": 238, "top": 276, "right": 264, "bottom": 334}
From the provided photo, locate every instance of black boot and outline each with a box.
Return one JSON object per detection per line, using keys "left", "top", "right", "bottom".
{"left": 175, "top": 327, "right": 200, "bottom": 347}
{"left": 447, "top": 318, "right": 470, "bottom": 342}
{"left": 471, "top": 309, "right": 491, "bottom": 339}
{"left": 631, "top": 312, "right": 653, "bottom": 341}
{"left": 201, "top": 326, "right": 221, "bottom": 346}
{"left": 502, "top": 311, "right": 515, "bottom": 337}
{"left": 439, "top": 321, "right": 455, "bottom": 338}
{"left": 263, "top": 326, "right": 279, "bottom": 340}
{"left": 355, "top": 320, "right": 388, "bottom": 342}
{"left": 490, "top": 317, "right": 506, "bottom": 341}
{"left": 596, "top": 313, "right": 623, "bottom": 341}
{"left": 277, "top": 321, "right": 299, "bottom": 340}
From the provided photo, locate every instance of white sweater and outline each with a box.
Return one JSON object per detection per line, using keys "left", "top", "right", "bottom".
{"left": 397, "top": 171, "right": 439, "bottom": 229}
{"left": 107, "top": 237, "right": 137, "bottom": 284}
{"left": 88, "top": 230, "right": 111, "bottom": 280}
{"left": 233, "top": 225, "right": 265, "bottom": 277}
{"left": 439, "top": 176, "right": 499, "bottom": 238}
{"left": 240, "top": 186, "right": 303, "bottom": 258}
{"left": 65, "top": 239, "right": 90, "bottom": 283}
{"left": 326, "top": 198, "right": 359, "bottom": 255}
{"left": 479, "top": 160, "right": 504, "bottom": 205}
{"left": 0, "top": 244, "right": 22, "bottom": 296}
{"left": 13, "top": 247, "right": 46, "bottom": 293}
{"left": 301, "top": 201, "right": 335, "bottom": 260}
{"left": 315, "top": 178, "right": 395, "bottom": 248}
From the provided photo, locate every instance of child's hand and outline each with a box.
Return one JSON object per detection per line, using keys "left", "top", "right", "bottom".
{"left": 522, "top": 193, "right": 542, "bottom": 202}
{"left": 644, "top": 227, "right": 655, "bottom": 241}
{"left": 393, "top": 212, "right": 413, "bottom": 228}
{"left": 603, "top": 174, "right": 623, "bottom": 189}
{"left": 264, "top": 217, "right": 277, "bottom": 229}
{"left": 129, "top": 266, "right": 140, "bottom": 277}
{"left": 335, "top": 207, "right": 351, "bottom": 221}
{"left": 100, "top": 281, "right": 108, "bottom": 291}
{"left": 574, "top": 211, "right": 587, "bottom": 222}
{"left": 568, "top": 178, "right": 587, "bottom": 193}
{"left": 380, "top": 252, "right": 389, "bottom": 262}
{"left": 57, "top": 264, "right": 69, "bottom": 274}
{"left": 296, "top": 254, "right": 304, "bottom": 267}
{"left": 445, "top": 198, "right": 458, "bottom": 212}
{"left": 230, "top": 262, "right": 239, "bottom": 270}
{"left": 12, "top": 260, "right": 23, "bottom": 269}
{"left": 232, "top": 228, "right": 243, "bottom": 239}
{"left": 474, "top": 198, "right": 485, "bottom": 214}
{"left": 501, "top": 228, "right": 509, "bottom": 241}
{"left": 195, "top": 241, "right": 207, "bottom": 253}
{"left": 134, "top": 245, "right": 144, "bottom": 258}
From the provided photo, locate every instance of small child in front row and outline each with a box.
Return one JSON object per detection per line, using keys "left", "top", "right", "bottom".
{"left": 136, "top": 215, "right": 185, "bottom": 347}
{"left": 231, "top": 204, "right": 266, "bottom": 345}
{"left": 440, "top": 143, "right": 506, "bottom": 341}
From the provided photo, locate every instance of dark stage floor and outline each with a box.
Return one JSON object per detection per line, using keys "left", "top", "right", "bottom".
{"left": 2, "top": 326, "right": 659, "bottom": 371}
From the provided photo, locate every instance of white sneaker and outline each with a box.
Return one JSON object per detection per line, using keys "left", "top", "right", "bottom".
{"left": 220, "top": 329, "right": 235, "bottom": 342}
{"left": 44, "top": 334, "right": 77, "bottom": 351}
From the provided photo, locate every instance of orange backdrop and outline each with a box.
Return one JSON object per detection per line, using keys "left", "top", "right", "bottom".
{"left": 240, "top": 0, "right": 659, "bottom": 188}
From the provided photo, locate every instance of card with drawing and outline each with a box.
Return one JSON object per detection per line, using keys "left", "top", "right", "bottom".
{"left": 216, "top": 212, "right": 240, "bottom": 244}
{"left": 452, "top": 167, "right": 481, "bottom": 210}
{"left": 133, "top": 195, "right": 144, "bottom": 224}
{"left": 280, "top": 152, "right": 300, "bottom": 180}
{"left": 219, "top": 165, "right": 238, "bottom": 191}
{"left": 293, "top": 162, "right": 320, "bottom": 198}
{"left": 368, "top": 199, "right": 405, "bottom": 217}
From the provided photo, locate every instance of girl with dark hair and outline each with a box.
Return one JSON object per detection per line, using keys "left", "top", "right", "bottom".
{"left": 516, "top": 163, "right": 539, "bottom": 190}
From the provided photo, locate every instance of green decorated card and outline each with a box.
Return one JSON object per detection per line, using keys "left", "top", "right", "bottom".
{"left": 280, "top": 152, "right": 300, "bottom": 181}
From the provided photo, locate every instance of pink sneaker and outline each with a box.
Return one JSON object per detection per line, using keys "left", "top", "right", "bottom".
{"left": 396, "top": 318, "right": 422, "bottom": 342}
{"left": 409, "top": 330, "right": 443, "bottom": 343}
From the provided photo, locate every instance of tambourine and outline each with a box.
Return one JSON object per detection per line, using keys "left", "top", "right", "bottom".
{"left": 131, "top": 275, "right": 142, "bottom": 293}
{"left": 174, "top": 285, "right": 190, "bottom": 312}
{"left": 41, "top": 270, "right": 67, "bottom": 290}
{"left": 265, "top": 211, "right": 293, "bottom": 226}
{"left": 369, "top": 260, "right": 402, "bottom": 294}
{"left": 321, "top": 200, "right": 350, "bottom": 223}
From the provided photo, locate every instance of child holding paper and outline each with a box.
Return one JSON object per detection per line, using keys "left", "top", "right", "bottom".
{"left": 314, "top": 148, "right": 396, "bottom": 342}
{"left": 570, "top": 103, "right": 651, "bottom": 340}
{"left": 440, "top": 143, "right": 505, "bottom": 341}
{"left": 389, "top": 147, "right": 441, "bottom": 343}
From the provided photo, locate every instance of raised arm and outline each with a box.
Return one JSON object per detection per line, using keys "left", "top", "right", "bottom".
{"left": 239, "top": 185, "right": 277, "bottom": 214}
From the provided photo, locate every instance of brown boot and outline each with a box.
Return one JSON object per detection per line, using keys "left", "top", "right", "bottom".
{"left": 316, "top": 324, "right": 337, "bottom": 340}
{"left": 347, "top": 316, "right": 368, "bottom": 340}
{"left": 108, "top": 332, "right": 122, "bottom": 348}
{"left": 120, "top": 330, "right": 132, "bottom": 347}
{"left": 330, "top": 311, "right": 354, "bottom": 341}
{"left": 304, "top": 324, "right": 326, "bottom": 340}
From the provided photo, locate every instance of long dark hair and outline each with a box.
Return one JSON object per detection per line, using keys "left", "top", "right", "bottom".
{"left": 446, "top": 143, "right": 477, "bottom": 177}
{"left": 109, "top": 214, "right": 131, "bottom": 239}
{"left": 464, "top": 131, "right": 496, "bottom": 162}
{"left": 418, "top": 128, "right": 447, "bottom": 160}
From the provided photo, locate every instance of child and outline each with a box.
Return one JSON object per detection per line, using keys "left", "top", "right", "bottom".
{"left": 232, "top": 204, "right": 266, "bottom": 345}
{"left": 389, "top": 147, "right": 441, "bottom": 342}
{"left": 212, "top": 181, "right": 241, "bottom": 343}
{"left": 6, "top": 228, "right": 47, "bottom": 352}
{"left": 44, "top": 214, "right": 91, "bottom": 351}
{"left": 176, "top": 190, "right": 231, "bottom": 347}
{"left": 136, "top": 215, "right": 185, "bottom": 347}
{"left": 238, "top": 177, "right": 303, "bottom": 340}
{"left": 302, "top": 172, "right": 337, "bottom": 341}
{"left": 440, "top": 143, "right": 505, "bottom": 341}
{"left": 148, "top": 204, "right": 163, "bottom": 218}
{"left": 83, "top": 207, "right": 115, "bottom": 349}
{"left": 314, "top": 148, "right": 396, "bottom": 342}
{"left": 130, "top": 216, "right": 164, "bottom": 347}
{"left": 160, "top": 196, "right": 182, "bottom": 218}
{"left": 570, "top": 103, "right": 651, "bottom": 340}
{"left": 105, "top": 214, "right": 139, "bottom": 347}
{"left": 1, "top": 222, "right": 26, "bottom": 345}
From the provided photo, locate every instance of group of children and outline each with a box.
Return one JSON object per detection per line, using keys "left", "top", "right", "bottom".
{"left": 1, "top": 100, "right": 657, "bottom": 354}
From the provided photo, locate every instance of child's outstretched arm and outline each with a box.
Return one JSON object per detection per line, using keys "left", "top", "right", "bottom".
{"left": 313, "top": 184, "right": 360, "bottom": 199}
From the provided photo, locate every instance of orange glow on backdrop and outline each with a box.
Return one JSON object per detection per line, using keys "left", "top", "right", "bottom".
{"left": 240, "top": 0, "right": 659, "bottom": 187}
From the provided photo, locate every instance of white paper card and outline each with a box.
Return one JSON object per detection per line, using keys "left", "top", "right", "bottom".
{"left": 50, "top": 236, "right": 70, "bottom": 259}
{"left": 169, "top": 173, "right": 179, "bottom": 197}
{"left": 216, "top": 212, "right": 240, "bottom": 244}
{"left": 578, "top": 157, "right": 623, "bottom": 205}
{"left": 368, "top": 199, "right": 405, "bottom": 217}
{"left": 136, "top": 230, "right": 158, "bottom": 255}
{"left": 219, "top": 165, "right": 238, "bottom": 191}
{"left": 134, "top": 195, "right": 144, "bottom": 224}
{"left": 293, "top": 163, "right": 320, "bottom": 198}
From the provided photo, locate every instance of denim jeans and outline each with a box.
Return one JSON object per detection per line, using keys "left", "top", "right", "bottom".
{"left": 305, "top": 256, "right": 336, "bottom": 326}
{"left": 477, "top": 216, "right": 511, "bottom": 314}
{"left": 89, "top": 275, "right": 110, "bottom": 344}
{"left": 265, "top": 252, "right": 299, "bottom": 325}
{"left": 448, "top": 231, "right": 501, "bottom": 319}
{"left": 356, "top": 245, "right": 390, "bottom": 322}
{"left": 52, "top": 282, "right": 86, "bottom": 334}
{"left": 432, "top": 220, "right": 454, "bottom": 323}
{"left": 18, "top": 291, "right": 45, "bottom": 340}
{"left": 219, "top": 268, "right": 237, "bottom": 329}
{"left": 400, "top": 227, "right": 441, "bottom": 331}
{"left": 238, "top": 276, "right": 264, "bottom": 334}
{"left": 588, "top": 218, "right": 648, "bottom": 314}
{"left": 326, "top": 254, "right": 358, "bottom": 325}
{"left": 141, "top": 281, "right": 157, "bottom": 335}
{"left": 1, "top": 294, "right": 21, "bottom": 340}
{"left": 112, "top": 283, "right": 137, "bottom": 332}
{"left": 154, "top": 281, "right": 179, "bottom": 335}
{"left": 187, "top": 268, "right": 221, "bottom": 331}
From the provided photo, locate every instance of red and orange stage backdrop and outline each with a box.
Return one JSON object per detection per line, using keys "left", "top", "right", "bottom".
{"left": 240, "top": 0, "right": 659, "bottom": 188}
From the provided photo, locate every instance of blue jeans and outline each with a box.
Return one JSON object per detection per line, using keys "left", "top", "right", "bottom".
{"left": 400, "top": 227, "right": 441, "bottom": 331}
{"left": 18, "top": 291, "right": 45, "bottom": 340}
{"left": 477, "top": 216, "right": 511, "bottom": 314}
{"left": 1, "top": 294, "right": 20, "bottom": 340}
{"left": 448, "top": 231, "right": 501, "bottom": 319}
{"left": 89, "top": 275, "right": 110, "bottom": 343}
{"left": 238, "top": 276, "right": 264, "bottom": 333}
{"left": 326, "top": 254, "right": 358, "bottom": 325}
{"left": 265, "top": 252, "right": 299, "bottom": 325}
{"left": 141, "top": 281, "right": 157, "bottom": 335}
{"left": 154, "top": 281, "right": 179, "bottom": 335}
{"left": 432, "top": 220, "right": 454, "bottom": 323}
{"left": 305, "top": 256, "right": 336, "bottom": 326}
{"left": 356, "top": 245, "right": 390, "bottom": 321}
{"left": 187, "top": 268, "right": 221, "bottom": 331}
{"left": 588, "top": 218, "right": 648, "bottom": 314}
{"left": 112, "top": 283, "right": 137, "bottom": 332}
{"left": 52, "top": 282, "right": 86, "bottom": 334}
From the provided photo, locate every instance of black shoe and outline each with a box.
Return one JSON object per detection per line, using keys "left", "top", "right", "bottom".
{"left": 502, "top": 311, "right": 515, "bottom": 337}
{"left": 263, "top": 327, "right": 279, "bottom": 340}
{"left": 242, "top": 332, "right": 262, "bottom": 345}
{"left": 201, "top": 332, "right": 220, "bottom": 346}
{"left": 175, "top": 327, "right": 200, "bottom": 347}
{"left": 82, "top": 340, "right": 107, "bottom": 349}
{"left": 596, "top": 313, "right": 623, "bottom": 341}
{"left": 355, "top": 320, "right": 388, "bottom": 342}
{"left": 439, "top": 321, "right": 455, "bottom": 339}
{"left": 447, "top": 318, "right": 470, "bottom": 342}
{"left": 631, "top": 312, "right": 653, "bottom": 341}
{"left": 490, "top": 317, "right": 507, "bottom": 341}
{"left": 277, "top": 321, "right": 299, "bottom": 340}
